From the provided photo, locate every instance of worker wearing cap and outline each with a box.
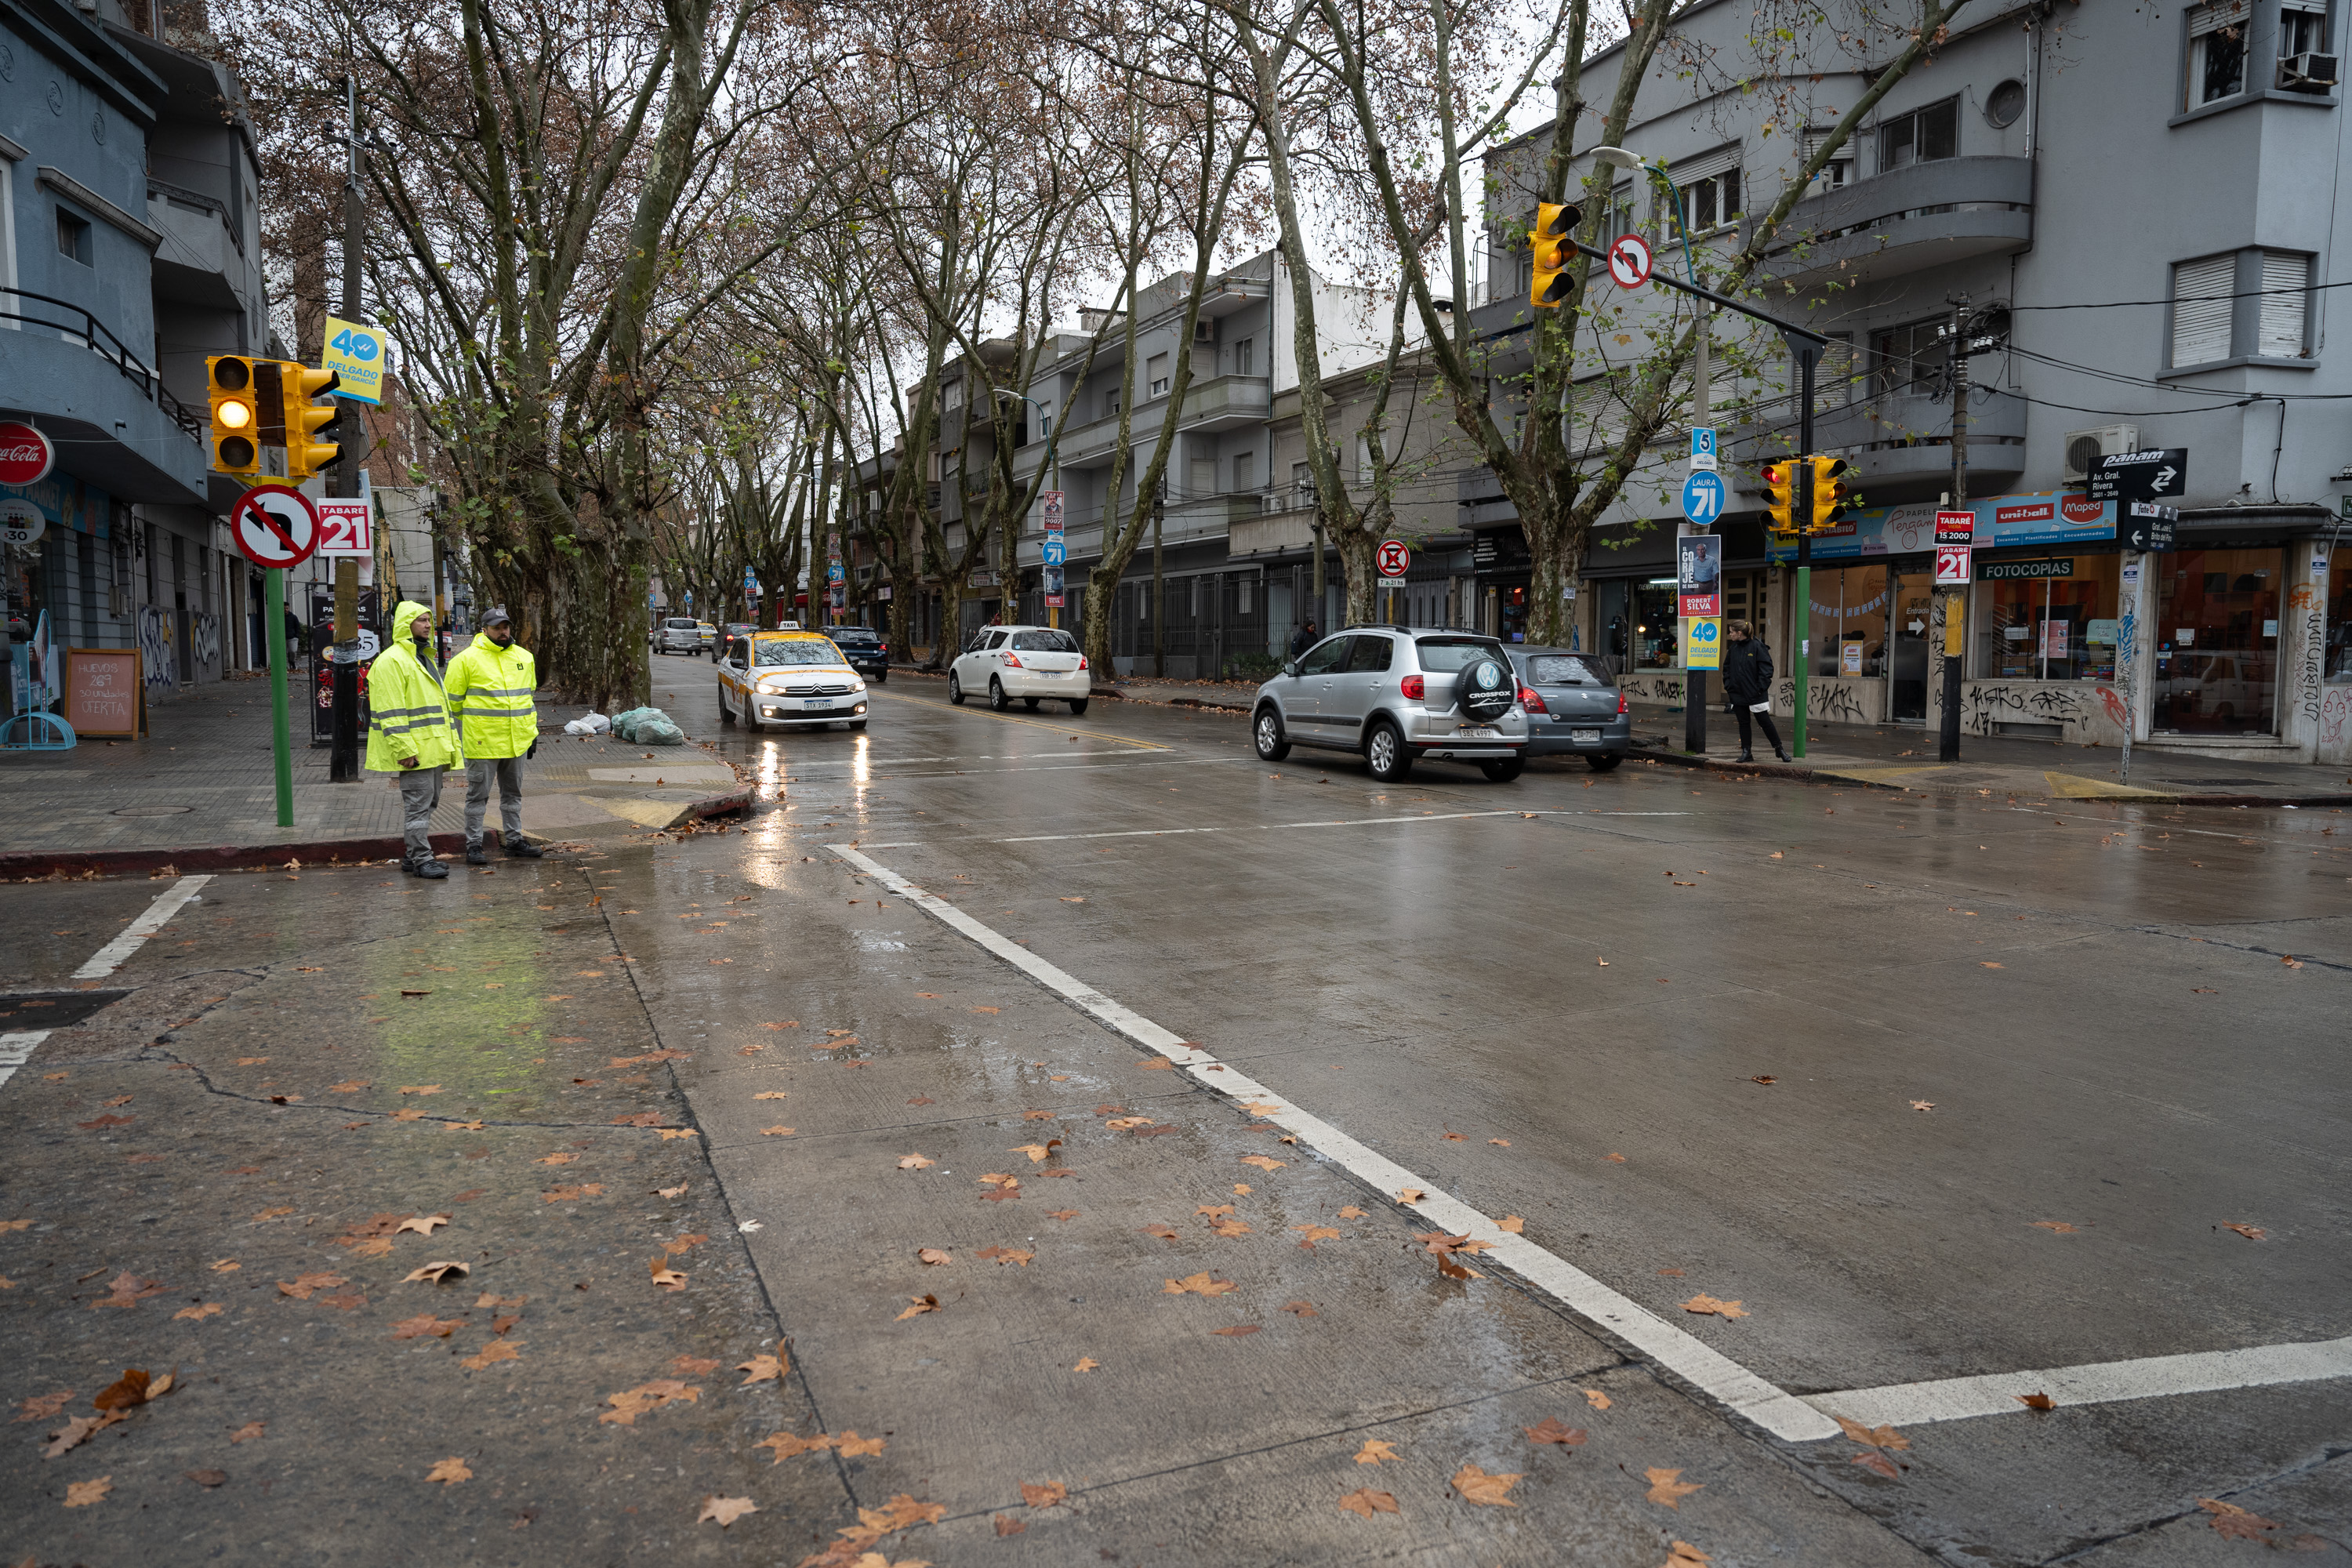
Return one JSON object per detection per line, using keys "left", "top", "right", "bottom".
{"left": 445, "top": 605, "right": 544, "bottom": 865}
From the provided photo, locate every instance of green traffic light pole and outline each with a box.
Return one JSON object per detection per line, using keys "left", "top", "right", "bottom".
{"left": 1565, "top": 235, "right": 1828, "bottom": 757}
{"left": 263, "top": 565, "right": 295, "bottom": 826}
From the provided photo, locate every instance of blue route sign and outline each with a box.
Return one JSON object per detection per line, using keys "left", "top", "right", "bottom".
{"left": 1680, "top": 470, "right": 1726, "bottom": 526}
{"left": 1041, "top": 538, "right": 1067, "bottom": 567}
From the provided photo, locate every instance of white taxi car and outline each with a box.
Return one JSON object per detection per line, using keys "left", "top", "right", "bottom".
{"left": 717, "top": 630, "right": 871, "bottom": 732}
{"left": 947, "top": 625, "right": 1090, "bottom": 714}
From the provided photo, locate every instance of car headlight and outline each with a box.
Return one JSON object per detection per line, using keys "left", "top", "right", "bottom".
{"left": 848, "top": 677, "right": 866, "bottom": 692}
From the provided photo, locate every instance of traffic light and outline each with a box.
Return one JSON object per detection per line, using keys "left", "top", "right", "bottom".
{"left": 1528, "top": 201, "right": 1581, "bottom": 308}
{"left": 205, "top": 356, "right": 262, "bottom": 474}
{"left": 1807, "top": 455, "right": 1855, "bottom": 533}
{"left": 1761, "top": 459, "right": 1797, "bottom": 535}
{"left": 282, "top": 365, "right": 343, "bottom": 481}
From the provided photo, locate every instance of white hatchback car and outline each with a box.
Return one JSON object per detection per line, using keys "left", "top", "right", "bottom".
{"left": 948, "top": 625, "right": 1091, "bottom": 715}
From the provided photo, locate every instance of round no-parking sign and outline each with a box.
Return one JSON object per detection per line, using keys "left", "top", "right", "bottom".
{"left": 1376, "top": 539, "right": 1411, "bottom": 579}
{"left": 230, "top": 484, "right": 321, "bottom": 570}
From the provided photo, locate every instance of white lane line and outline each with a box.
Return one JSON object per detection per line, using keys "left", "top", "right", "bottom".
{"left": 863, "top": 807, "right": 1693, "bottom": 851}
{"left": 71, "top": 875, "right": 212, "bottom": 980}
{"left": 0, "top": 1031, "right": 51, "bottom": 1090}
{"left": 1809, "top": 1337, "right": 2352, "bottom": 1428}
{"left": 829, "top": 842, "right": 1842, "bottom": 1444}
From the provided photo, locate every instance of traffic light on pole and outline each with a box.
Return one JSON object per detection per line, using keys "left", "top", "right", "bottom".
{"left": 205, "top": 356, "right": 261, "bottom": 474}
{"left": 282, "top": 365, "right": 343, "bottom": 481}
{"left": 1761, "top": 459, "right": 1797, "bottom": 535}
{"left": 1807, "top": 454, "right": 1855, "bottom": 533}
{"left": 1527, "top": 201, "right": 1581, "bottom": 308}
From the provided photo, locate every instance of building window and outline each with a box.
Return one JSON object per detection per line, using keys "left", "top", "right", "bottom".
{"left": 1232, "top": 451, "right": 1255, "bottom": 492}
{"left": 1667, "top": 148, "right": 1740, "bottom": 234}
{"left": 1233, "top": 337, "right": 1254, "bottom": 375}
{"left": 945, "top": 380, "right": 963, "bottom": 410}
{"left": 1806, "top": 564, "right": 1889, "bottom": 678}
{"left": 1147, "top": 353, "right": 1170, "bottom": 397}
{"left": 2155, "top": 548, "right": 2283, "bottom": 734}
{"left": 1984, "top": 79, "right": 2027, "bottom": 128}
{"left": 1598, "top": 181, "right": 1638, "bottom": 241}
{"left": 2187, "top": 0, "right": 2251, "bottom": 106}
{"left": 56, "top": 208, "right": 93, "bottom": 265}
{"left": 1976, "top": 557, "right": 2122, "bottom": 681}
{"left": 2171, "top": 249, "right": 2312, "bottom": 366}
{"left": 1292, "top": 460, "right": 1315, "bottom": 506}
{"left": 1871, "top": 318, "right": 1947, "bottom": 397}
{"left": 2258, "top": 251, "right": 2314, "bottom": 357}
{"left": 1104, "top": 387, "right": 1120, "bottom": 419}
{"left": 2171, "top": 253, "right": 2237, "bottom": 365}
{"left": 2281, "top": 0, "right": 2332, "bottom": 77}
{"left": 1878, "top": 97, "right": 1958, "bottom": 170}
{"left": 1800, "top": 132, "right": 1851, "bottom": 194}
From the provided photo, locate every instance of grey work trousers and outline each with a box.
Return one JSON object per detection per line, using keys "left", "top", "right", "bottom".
{"left": 465, "top": 757, "right": 525, "bottom": 847}
{"left": 397, "top": 764, "right": 446, "bottom": 862}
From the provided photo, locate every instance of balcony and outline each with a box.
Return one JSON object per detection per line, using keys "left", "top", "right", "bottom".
{"left": 147, "top": 182, "right": 246, "bottom": 313}
{"left": 1174, "top": 372, "right": 1271, "bottom": 432}
{"left": 1729, "top": 385, "right": 2027, "bottom": 503}
{"left": 1757, "top": 156, "right": 2034, "bottom": 290}
{"left": 0, "top": 287, "right": 208, "bottom": 506}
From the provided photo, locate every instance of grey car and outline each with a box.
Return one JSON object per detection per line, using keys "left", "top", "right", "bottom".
{"left": 1252, "top": 627, "right": 1529, "bottom": 783}
{"left": 653, "top": 616, "right": 701, "bottom": 655}
{"left": 1505, "top": 647, "right": 1630, "bottom": 770}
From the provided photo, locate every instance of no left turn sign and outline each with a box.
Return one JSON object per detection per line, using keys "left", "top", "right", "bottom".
{"left": 1606, "top": 234, "right": 1654, "bottom": 290}
{"left": 230, "top": 483, "right": 321, "bottom": 570}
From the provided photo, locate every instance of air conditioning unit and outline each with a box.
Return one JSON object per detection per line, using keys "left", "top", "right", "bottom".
{"left": 2062, "top": 424, "right": 2138, "bottom": 484}
{"left": 1194, "top": 318, "right": 1215, "bottom": 343}
{"left": 2281, "top": 51, "right": 2339, "bottom": 89}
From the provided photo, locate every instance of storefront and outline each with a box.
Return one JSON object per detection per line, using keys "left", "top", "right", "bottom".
{"left": 2150, "top": 546, "right": 2285, "bottom": 736}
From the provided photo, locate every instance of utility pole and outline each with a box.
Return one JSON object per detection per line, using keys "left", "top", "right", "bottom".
{"left": 1151, "top": 478, "right": 1165, "bottom": 678}
{"left": 1939, "top": 292, "right": 1969, "bottom": 763}
{"left": 1682, "top": 310, "right": 1711, "bottom": 755}
{"left": 326, "top": 74, "right": 366, "bottom": 782}
{"left": 1791, "top": 343, "right": 1818, "bottom": 760}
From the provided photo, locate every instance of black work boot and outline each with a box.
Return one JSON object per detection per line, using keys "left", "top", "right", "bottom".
{"left": 1737, "top": 750, "right": 1755, "bottom": 763}
{"left": 503, "top": 835, "right": 545, "bottom": 858}
{"left": 1774, "top": 745, "right": 1790, "bottom": 762}
{"left": 466, "top": 843, "right": 489, "bottom": 866}
{"left": 412, "top": 856, "right": 450, "bottom": 880}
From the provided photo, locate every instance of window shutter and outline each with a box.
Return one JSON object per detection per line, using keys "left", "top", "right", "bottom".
{"left": 2258, "top": 252, "right": 2310, "bottom": 358}
{"left": 2170, "top": 252, "right": 2237, "bottom": 366}
{"left": 2279, "top": 0, "right": 2324, "bottom": 13}
{"left": 2188, "top": 0, "right": 2251, "bottom": 34}
{"left": 1671, "top": 143, "right": 1741, "bottom": 185}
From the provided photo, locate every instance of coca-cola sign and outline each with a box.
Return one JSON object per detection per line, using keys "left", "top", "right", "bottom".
{"left": 0, "top": 422, "right": 56, "bottom": 487}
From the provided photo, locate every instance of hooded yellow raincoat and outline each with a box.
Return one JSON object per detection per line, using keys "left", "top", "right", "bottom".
{"left": 445, "top": 630, "right": 539, "bottom": 759}
{"left": 365, "top": 601, "right": 459, "bottom": 771}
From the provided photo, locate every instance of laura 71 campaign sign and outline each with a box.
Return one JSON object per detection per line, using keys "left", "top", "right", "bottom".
{"left": 230, "top": 484, "right": 321, "bottom": 569}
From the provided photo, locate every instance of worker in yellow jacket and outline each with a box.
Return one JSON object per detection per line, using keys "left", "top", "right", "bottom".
{"left": 365, "top": 599, "right": 459, "bottom": 879}
{"left": 445, "top": 605, "right": 545, "bottom": 866}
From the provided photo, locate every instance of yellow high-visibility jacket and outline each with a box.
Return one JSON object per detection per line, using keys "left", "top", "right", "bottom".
{"left": 446, "top": 632, "right": 539, "bottom": 760}
{"left": 364, "top": 601, "right": 459, "bottom": 771}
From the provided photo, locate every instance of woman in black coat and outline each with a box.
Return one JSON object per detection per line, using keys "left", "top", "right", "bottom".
{"left": 1720, "top": 621, "right": 1788, "bottom": 763}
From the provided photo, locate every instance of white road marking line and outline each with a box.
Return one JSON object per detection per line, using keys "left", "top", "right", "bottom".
{"left": 868, "top": 807, "right": 1692, "bottom": 851}
{"left": 829, "top": 842, "right": 1842, "bottom": 1444}
{"left": 71, "top": 875, "right": 212, "bottom": 980}
{"left": 1809, "top": 1338, "right": 2352, "bottom": 1428}
{"left": 0, "top": 1031, "right": 51, "bottom": 1090}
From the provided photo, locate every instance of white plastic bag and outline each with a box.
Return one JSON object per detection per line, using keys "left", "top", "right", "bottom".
{"left": 564, "top": 711, "right": 612, "bottom": 735}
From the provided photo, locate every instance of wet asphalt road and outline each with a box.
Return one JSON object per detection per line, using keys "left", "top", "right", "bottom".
{"left": 1, "top": 651, "right": 2345, "bottom": 1566}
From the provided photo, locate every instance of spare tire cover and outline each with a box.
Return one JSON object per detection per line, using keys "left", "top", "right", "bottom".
{"left": 1456, "top": 656, "right": 1515, "bottom": 722}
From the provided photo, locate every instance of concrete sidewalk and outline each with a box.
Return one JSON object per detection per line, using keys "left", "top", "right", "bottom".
{"left": 1626, "top": 706, "right": 2352, "bottom": 806}
{"left": 0, "top": 677, "right": 750, "bottom": 876}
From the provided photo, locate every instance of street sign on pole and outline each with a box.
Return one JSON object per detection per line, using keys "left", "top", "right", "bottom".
{"left": 1934, "top": 510, "right": 1975, "bottom": 545}
{"left": 230, "top": 484, "right": 321, "bottom": 570}
{"left": 1041, "top": 537, "right": 1067, "bottom": 567}
{"left": 321, "top": 317, "right": 390, "bottom": 405}
{"left": 1688, "top": 426, "right": 1717, "bottom": 472}
{"left": 2089, "top": 448, "right": 2187, "bottom": 502}
{"left": 1679, "top": 470, "right": 1725, "bottom": 526}
{"left": 1042, "top": 490, "right": 1065, "bottom": 533}
{"left": 317, "top": 498, "right": 371, "bottom": 557}
{"left": 1684, "top": 615, "right": 1722, "bottom": 670}
{"left": 1375, "top": 539, "right": 1410, "bottom": 578}
{"left": 1606, "top": 234, "right": 1653, "bottom": 289}
{"left": 1934, "top": 544, "right": 1973, "bottom": 586}
{"left": 2122, "top": 501, "right": 2179, "bottom": 552}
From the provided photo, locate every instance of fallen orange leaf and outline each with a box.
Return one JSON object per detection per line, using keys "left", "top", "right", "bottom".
{"left": 597, "top": 1381, "right": 699, "bottom": 1425}
{"left": 461, "top": 1341, "right": 521, "bottom": 1370}
{"left": 697, "top": 1496, "right": 757, "bottom": 1527}
{"left": 1163, "top": 1272, "right": 1239, "bottom": 1298}
{"left": 1834, "top": 1417, "right": 1910, "bottom": 1450}
{"left": 1524, "top": 1417, "right": 1587, "bottom": 1446}
{"left": 895, "top": 1294, "right": 941, "bottom": 1321}
{"left": 1645, "top": 1468, "right": 1703, "bottom": 1508}
{"left": 1680, "top": 1294, "right": 1748, "bottom": 1319}
{"left": 1584, "top": 1389, "right": 1613, "bottom": 1411}
{"left": 1073, "top": 1357, "right": 1101, "bottom": 1372}
{"left": 1019, "top": 1480, "right": 1069, "bottom": 1508}
{"left": 1338, "top": 1487, "right": 1400, "bottom": 1518}
{"left": 1453, "top": 1464, "right": 1521, "bottom": 1506}
{"left": 64, "top": 1475, "right": 113, "bottom": 1507}
{"left": 1355, "top": 1439, "right": 1400, "bottom": 1465}
{"left": 426, "top": 1457, "right": 472, "bottom": 1486}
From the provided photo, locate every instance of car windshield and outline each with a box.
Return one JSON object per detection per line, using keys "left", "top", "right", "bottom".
{"left": 665, "top": 619, "right": 696, "bottom": 629}
{"left": 1414, "top": 637, "right": 1505, "bottom": 672}
{"left": 1525, "top": 654, "right": 1608, "bottom": 686}
{"left": 753, "top": 640, "right": 845, "bottom": 667}
{"left": 830, "top": 629, "right": 880, "bottom": 644}
{"left": 1009, "top": 630, "right": 1077, "bottom": 652}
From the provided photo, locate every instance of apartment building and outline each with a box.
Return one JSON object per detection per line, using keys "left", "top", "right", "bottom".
{"left": 1475, "top": 0, "right": 2351, "bottom": 762}
{"left": 2, "top": 0, "right": 289, "bottom": 717}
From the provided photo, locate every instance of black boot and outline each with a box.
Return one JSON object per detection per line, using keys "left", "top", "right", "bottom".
{"left": 466, "top": 844, "right": 489, "bottom": 866}
{"left": 1774, "top": 745, "right": 1790, "bottom": 762}
{"left": 411, "top": 856, "right": 449, "bottom": 880}
{"left": 1737, "top": 749, "right": 1755, "bottom": 763}
{"left": 503, "top": 835, "right": 544, "bottom": 858}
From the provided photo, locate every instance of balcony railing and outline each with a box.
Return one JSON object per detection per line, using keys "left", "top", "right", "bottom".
{"left": 1, "top": 286, "right": 202, "bottom": 437}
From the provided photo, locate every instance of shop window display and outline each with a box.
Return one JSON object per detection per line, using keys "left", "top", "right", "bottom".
{"left": 2327, "top": 557, "right": 2352, "bottom": 684}
{"left": 1806, "top": 564, "right": 1888, "bottom": 677}
{"left": 1976, "top": 556, "right": 2121, "bottom": 681}
{"left": 1633, "top": 580, "right": 1677, "bottom": 668}
{"left": 2154, "top": 548, "right": 2282, "bottom": 735}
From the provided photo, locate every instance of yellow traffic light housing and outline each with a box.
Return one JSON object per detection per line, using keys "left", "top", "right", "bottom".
{"left": 1528, "top": 201, "right": 1581, "bottom": 308}
{"left": 283, "top": 365, "right": 343, "bottom": 481}
{"left": 205, "top": 355, "right": 261, "bottom": 474}
{"left": 1761, "top": 460, "right": 1797, "bottom": 535}
{"left": 1807, "top": 455, "right": 1855, "bottom": 533}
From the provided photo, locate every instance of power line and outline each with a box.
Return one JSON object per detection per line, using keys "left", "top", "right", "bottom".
{"left": 2009, "top": 278, "right": 2352, "bottom": 312}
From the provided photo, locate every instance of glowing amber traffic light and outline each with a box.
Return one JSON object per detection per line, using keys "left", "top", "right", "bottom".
{"left": 1528, "top": 201, "right": 1581, "bottom": 308}
{"left": 205, "top": 355, "right": 261, "bottom": 474}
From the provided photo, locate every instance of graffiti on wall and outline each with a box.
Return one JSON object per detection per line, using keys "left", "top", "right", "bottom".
{"left": 1620, "top": 673, "right": 1686, "bottom": 706}
{"left": 2293, "top": 582, "right": 2325, "bottom": 731}
{"left": 1960, "top": 681, "right": 2123, "bottom": 739}
{"left": 1773, "top": 678, "right": 1868, "bottom": 724}
{"left": 136, "top": 606, "right": 177, "bottom": 691}
{"left": 191, "top": 612, "right": 223, "bottom": 684}
{"left": 2321, "top": 687, "right": 2351, "bottom": 752}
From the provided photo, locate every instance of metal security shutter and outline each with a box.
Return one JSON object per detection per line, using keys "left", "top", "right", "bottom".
{"left": 1671, "top": 143, "right": 1742, "bottom": 185}
{"left": 2170, "top": 252, "right": 2237, "bottom": 366}
{"left": 2187, "top": 0, "right": 2251, "bottom": 34}
{"left": 2258, "top": 251, "right": 2311, "bottom": 358}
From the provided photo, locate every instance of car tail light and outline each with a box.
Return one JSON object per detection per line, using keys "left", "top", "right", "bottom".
{"left": 1077, "top": 655, "right": 1088, "bottom": 671}
{"left": 1399, "top": 674, "right": 1425, "bottom": 701}
{"left": 1617, "top": 691, "right": 1630, "bottom": 715}
{"left": 1518, "top": 685, "right": 1546, "bottom": 713}
{"left": 1003, "top": 653, "right": 1024, "bottom": 668}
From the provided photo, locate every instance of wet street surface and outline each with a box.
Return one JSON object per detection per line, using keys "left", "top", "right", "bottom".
{"left": 4, "top": 652, "right": 2347, "bottom": 1566}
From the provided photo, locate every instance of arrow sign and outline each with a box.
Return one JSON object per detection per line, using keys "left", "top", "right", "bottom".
{"left": 230, "top": 484, "right": 320, "bottom": 569}
{"left": 1606, "top": 234, "right": 1653, "bottom": 290}
{"left": 2089, "top": 448, "right": 2187, "bottom": 502}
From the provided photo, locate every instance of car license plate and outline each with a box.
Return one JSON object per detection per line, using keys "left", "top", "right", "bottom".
{"left": 1464, "top": 726, "right": 1500, "bottom": 739}
{"left": 1571, "top": 728, "right": 1601, "bottom": 742}
{"left": 803, "top": 699, "right": 832, "bottom": 710}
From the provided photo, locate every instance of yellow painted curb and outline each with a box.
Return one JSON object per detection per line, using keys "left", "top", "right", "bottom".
{"left": 2042, "top": 771, "right": 2176, "bottom": 800}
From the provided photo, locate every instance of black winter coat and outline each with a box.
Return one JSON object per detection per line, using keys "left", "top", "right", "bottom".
{"left": 1721, "top": 639, "right": 1773, "bottom": 703}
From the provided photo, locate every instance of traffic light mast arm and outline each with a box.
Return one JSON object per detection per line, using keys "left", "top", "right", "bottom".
{"left": 1567, "top": 238, "right": 1831, "bottom": 352}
